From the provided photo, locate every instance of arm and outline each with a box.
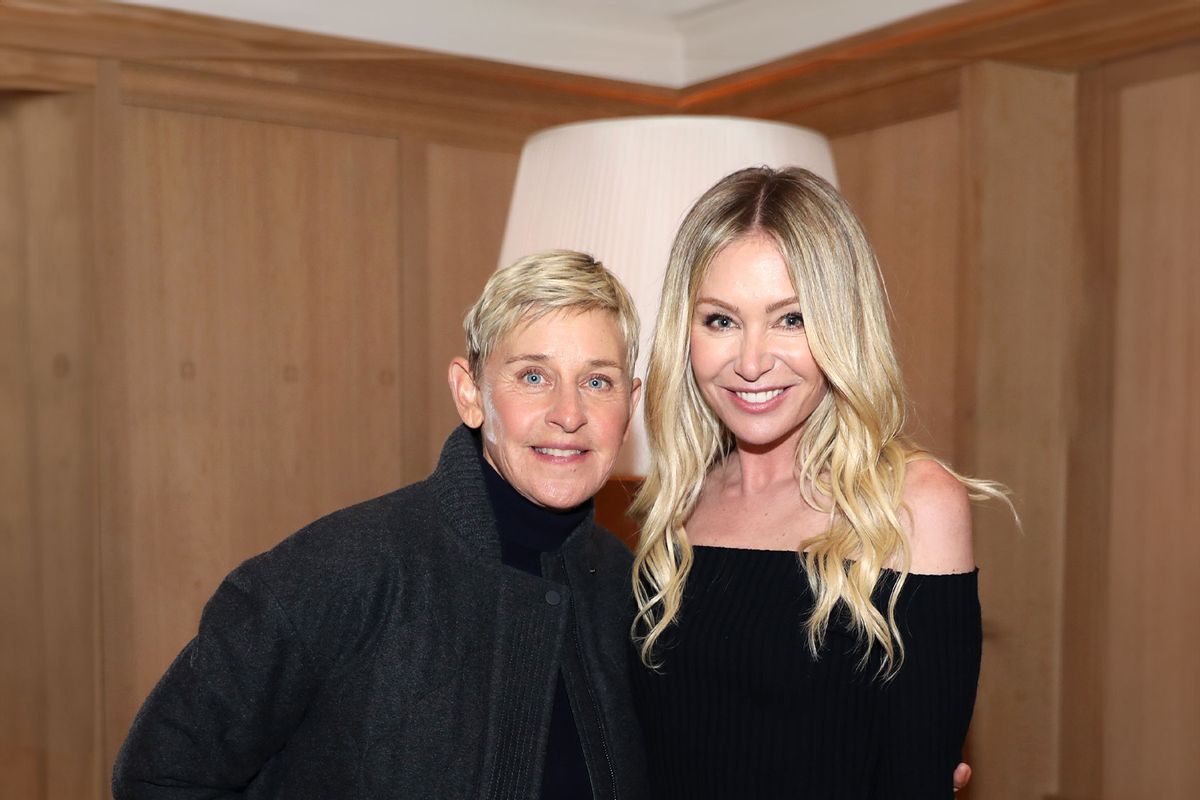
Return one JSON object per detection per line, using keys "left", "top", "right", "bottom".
{"left": 112, "top": 563, "right": 319, "bottom": 799}
{"left": 874, "top": 460, "right": 982, "bottom": 798}
{"left": 873, "top": 570, "right": 982, "bottom": 798}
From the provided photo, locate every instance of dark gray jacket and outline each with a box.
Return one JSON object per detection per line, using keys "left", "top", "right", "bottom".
{"left": 113, "top": 425, "right": 649, "bottom": 799}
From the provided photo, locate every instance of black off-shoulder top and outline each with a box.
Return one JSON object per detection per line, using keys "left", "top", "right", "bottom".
{"left": 631, "top": 545, "right": 982, "bottom": 800}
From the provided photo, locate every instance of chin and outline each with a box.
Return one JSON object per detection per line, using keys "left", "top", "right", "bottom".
{"left": 726, "top": 423, "right": 804, "bottom": 451}
{"left": 529, "top": 484, "right": 596, "bottom": 510}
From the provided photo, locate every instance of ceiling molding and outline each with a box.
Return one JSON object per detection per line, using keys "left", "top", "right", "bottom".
{"left": 676, "top": 0, "right": 962, "bottom": 84}
{"left": 678, "top": 0, "right": 1200, "bottom": 111}
{"left": 110, "top": 0, "right": 688, "bottom": 86}
{"left": 105, "top": 0, "right": 964, "bottom": 88}
{"left": 2, "top": 0, "right": 1198, "bottom": 135}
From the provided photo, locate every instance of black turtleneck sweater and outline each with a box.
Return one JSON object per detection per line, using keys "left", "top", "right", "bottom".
{"left": 481, "top": 456, "right": 593, "bottom": 800}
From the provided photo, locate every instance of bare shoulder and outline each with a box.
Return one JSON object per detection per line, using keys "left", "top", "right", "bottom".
{"left": 901, "top": 458, "right": 974, "bottom": 574}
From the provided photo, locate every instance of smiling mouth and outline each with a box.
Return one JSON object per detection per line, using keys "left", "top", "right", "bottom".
{"left": 533, "top": 447, "right": 585, "bottom": 457}
{"left": 733, "top": 388, "right": 786, "bottom": 403}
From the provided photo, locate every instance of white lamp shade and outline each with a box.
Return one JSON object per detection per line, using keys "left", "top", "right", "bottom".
{"left": 498, "top": 115, "right": 837, "bottom": 477}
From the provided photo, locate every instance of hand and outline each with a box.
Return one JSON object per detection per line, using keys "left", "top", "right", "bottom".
{"left": 953, "top": 762, "right": 972, "bottom": 793}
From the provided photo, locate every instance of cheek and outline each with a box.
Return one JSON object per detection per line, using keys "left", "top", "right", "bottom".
{"left": 594, "top": 402, "right": 633, "bottom": 442}
{"left": 688, "top": 337, "right": 721, "bottom": 378}
{"left": 482, "top": 390, "right": 537, "bottom": 450}
{"left": 784, "top": 340, "right": 821, "bottom": 377}
{"left": 481, "top": 391, "right": 501, "bottom": 448}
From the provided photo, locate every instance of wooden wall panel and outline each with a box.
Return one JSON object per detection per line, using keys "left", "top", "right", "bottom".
{"left": 960, "top": 61, "right": 1080, "bottom": 800}
{"left": 0, "top": 92, "right": 43, "bottom": 800}
{"left": 1105, "top": 70, "right": 1200, "bottom": 800}
{"left": 833, "top": 111, "right": 962, "bottom": 458}
{"left": 99, "top": 107, "right": 405, "bottom": 763}
{"left": 0, "top": 2, "right": 1197, "bottom": 797}
{"left": 0, "top": 91, "right": 100, "bottom": 799}
{"left": 407, "top": 142, "right": 519, "bottom": 472}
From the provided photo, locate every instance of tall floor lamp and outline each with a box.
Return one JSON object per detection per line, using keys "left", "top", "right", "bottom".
{"left": 498, "top": 115, "right": 837, "bottom": 478}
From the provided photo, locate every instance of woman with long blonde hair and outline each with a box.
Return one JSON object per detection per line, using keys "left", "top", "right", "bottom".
{"left": 630, "top": 166, "right": 1003, "bottom": 798}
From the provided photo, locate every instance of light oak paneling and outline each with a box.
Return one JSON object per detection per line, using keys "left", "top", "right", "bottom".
{"left": 0, "top": 92, "right": 43, "bottom": 800}
{"left": 833, "top": 111, "right": 961, "bottom": 458}
{"left": 1054, "top": 64, "right": 1118, "bottom": 800}
{"left": 5, "top": 0, "right": 1198, "bottom": 139}
{"left": 412, "top": 143, "right": 519, "bottom": 471}
{"left": 772, "top": 69, "right": 961, "bottom": 139}
{"left": 960, "top": 61, "right": 1080, "bottom": 800}
{"left": 0, "top": 91, "right": 100, "bottom": 799}
{"left": 0, "top": 2, "right": 674, "bottom": 107}
{"left": 99, "top": 107, "right": 405, "bottom": 763}
{"left": 0, "top": 45, "right": 96, "bottom": 91}
{"left": 118, "top": 61, "right": 656, "bottom": 151}
{"left": 1105, "top": 69, "right": 1200, "bottom": 800}
{"left": 683, "top": 1, "right": 1200, "bottom": 122}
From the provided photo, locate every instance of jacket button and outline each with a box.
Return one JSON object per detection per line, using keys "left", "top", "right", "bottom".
{"left": 545, "top": 590, "right": 562, "bottom": 606}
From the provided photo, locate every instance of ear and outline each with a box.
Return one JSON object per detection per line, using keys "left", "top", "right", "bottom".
{"left": 448, "top": 357, "right": 484, "bottom": 429}
{"left": 622, "top": 377, "right": 643, "bottom": 444}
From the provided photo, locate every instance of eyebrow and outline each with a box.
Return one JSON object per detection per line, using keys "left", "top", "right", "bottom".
{"left": 695, "top": 296, "right": 801, "bottom": 314}
{"left": 504, "top": 353, "right": 624, "bottom": 370}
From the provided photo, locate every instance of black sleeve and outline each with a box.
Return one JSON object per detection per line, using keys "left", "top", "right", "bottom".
{"left": 112, "top": 564, "right": 320, "bottom": 799}
{"left": 873, "top": 571, "right": 982, "bottom": 799}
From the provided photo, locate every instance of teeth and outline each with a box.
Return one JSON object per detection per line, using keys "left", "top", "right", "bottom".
{"left": 736, "top": 388, "right": 784, "bottom": 404}
{"left": 535, "top": 447, "right": 583, "bottom": 457}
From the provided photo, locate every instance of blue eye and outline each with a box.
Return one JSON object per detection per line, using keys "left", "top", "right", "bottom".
{"left": 781, "top": 312, "right": 805, "bottom": 328}
{"left": 585, "top": 376, "right": 612, "bottom": 390}
{"left": 704, "top": 313, "right": 734, "bottom": 330}
{"left": 521, "top": 371, "right": 544, "bottom": 385}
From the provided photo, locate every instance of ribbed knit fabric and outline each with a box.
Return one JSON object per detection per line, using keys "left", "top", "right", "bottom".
{"left": 631, "top": 546, "right": 981, "bottom": 800}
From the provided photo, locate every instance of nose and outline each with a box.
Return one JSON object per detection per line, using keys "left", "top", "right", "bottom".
{"left": 734, "top": 331, "right": 773, "bottom": 382}
{"left": 546, "top": 385, "right": 587, "bottom": 433}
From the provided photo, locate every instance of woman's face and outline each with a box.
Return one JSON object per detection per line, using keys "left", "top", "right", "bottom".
{"left": 462, "top": 308, "right": 641, "bottom": 509}
{"left": 689, "top": 235, "right": 828, "bottom": 451}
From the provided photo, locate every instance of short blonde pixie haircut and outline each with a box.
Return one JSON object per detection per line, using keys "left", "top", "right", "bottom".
{"left": 463, "top": 249, "right": 640, "bottom": 378}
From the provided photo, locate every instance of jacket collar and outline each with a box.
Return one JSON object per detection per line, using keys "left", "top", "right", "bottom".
{"left": 429, "top": 425, "right": 502, "bottom": 561}
{"left": 428, "top": 425, "right": 601, "bottom": 563}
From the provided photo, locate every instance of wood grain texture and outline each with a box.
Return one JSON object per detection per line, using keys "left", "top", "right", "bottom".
{"left": 398, "top": 136, "right": 433, "bottom": 487}
{"left": 833, "top": 111, "right": 962, "bottom": 460}
{"left": 0, "top": 90, "right": 101, "bottom": 799}
{"left": 0, "top": 45, "right": 96, "bottom": 91}
{"left": 117, "top": 60, "right": 664, "bottom": 151}
{"left": 959, "top": 61, "right": 1080, "bottom": 800}
{"left": 0, "top": 0, "right": 675, "bottom": 106}
{"left": 1054, "top": 63, "right": 1117, "bottom": 800}
{"left": 684, "top": 0, "right": 1200, "bottom": 117}
{"left": 1105, "top": 69, "right": 1200, "bottom": 800}
{"left": 0, "top": 93, "right": 43, "bottom": 800}
{"left": 99, "top": 107, "right": 405, "bottom": 764}
{"left": 4, "top": 0, "right": 1198, "bottom": 139}
{"left": 770, "top": 69, "right": 961, "bottom": 139}
{"left": 412, "top": 143, "right": 520, "bottom": 472}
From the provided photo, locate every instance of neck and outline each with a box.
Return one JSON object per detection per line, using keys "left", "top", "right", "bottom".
{"left": 721, "top": 428, "right": 806, "bottom": 495}
{"left": 481, "top": 454, "right": 591, "bottom": 551}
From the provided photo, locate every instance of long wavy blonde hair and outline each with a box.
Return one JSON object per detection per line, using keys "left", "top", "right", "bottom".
{"left": 632, "top": 166, "right": 1005, "bottom": 676}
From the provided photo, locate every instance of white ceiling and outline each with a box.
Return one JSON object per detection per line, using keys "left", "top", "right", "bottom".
{"left": 114, "top": 0, "right": 963, "bottom": 88}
